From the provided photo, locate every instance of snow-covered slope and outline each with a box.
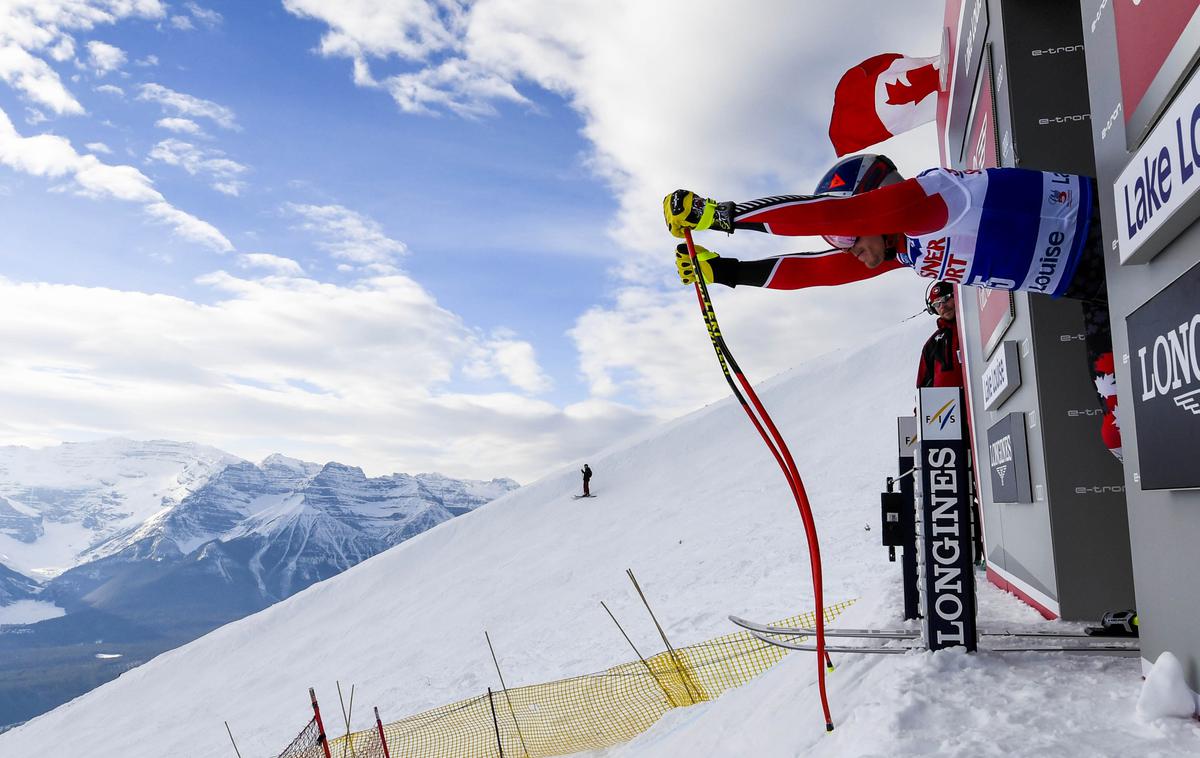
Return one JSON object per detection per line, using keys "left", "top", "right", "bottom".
{"left": 1, "top": 318, "right": 1194, "bottom": 757}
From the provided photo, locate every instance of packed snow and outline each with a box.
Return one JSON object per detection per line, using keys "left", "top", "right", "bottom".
{"left": 0, "top": 317, "right": 1195, "bottom": 757}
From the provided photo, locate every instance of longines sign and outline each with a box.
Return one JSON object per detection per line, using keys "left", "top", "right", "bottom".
{"left": 986, "top": 413, "right": 1032, "bottom": 503}
{"left": 1128, "top": 260, "right": 1200, "bottom": 490}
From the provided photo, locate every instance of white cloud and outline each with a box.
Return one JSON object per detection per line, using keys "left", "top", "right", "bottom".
{"left": 464, "top": 329, "right": 553, "bottom": 394}
{"left": 154, "top": 116, "right": 204, "bottom": 135}
{"left": 0, "top": 1, "right": 164, "bottom": 114}
{"left": 237, "top": 253, "right": 305, "bottom": 276}
{"left": 148, "top": 137, "right": 248, "bottom": 195}
{"left": 282, "top": 0, "right": 461, "bottom": 60}
{"left": 86, "top": 40, "right": 126, "bottom": 75}
{"left": 0, "top": 44, "right": 85, "bottom": 115}
{"left": 185, "top": 2, "right": 222, "bottom": 28}
{"left": 169, "top": 15, "right": 193, "bottom": 30}
{"left": 137, "top": 82, "right": 238, "bottom": 129}
{"left": 95, "top": 83, "right": 124, "bottom": 96}
{"left": 284, "top": 0, "right": 944, "bottom": 410}
{"left": 285, "top": 203, "right": 407, "bottom": 264}
{"left": 0, "top": 105, "right": 231, "bottom": 251}
{"left": 135, "top": 53, "right": 159, "bottom": 67}
{"left": 84, "top": 141, "right": 111, "bottom": 154}
{"left": 383, "top": 58, "right": 529, "bottom": 118}
{"left": 0, "top": 270, "right": 613, "bottom": 480}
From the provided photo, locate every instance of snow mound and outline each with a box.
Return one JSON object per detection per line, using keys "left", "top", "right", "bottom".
{"left": 1138, "top": 652, "right": 1198, "bottom": 721}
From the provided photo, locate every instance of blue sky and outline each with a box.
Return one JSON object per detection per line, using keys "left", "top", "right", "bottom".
{"left": 0, "top": 1, "right": 942, "bottom": 481}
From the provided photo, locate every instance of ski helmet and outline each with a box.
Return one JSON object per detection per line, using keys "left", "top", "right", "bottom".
{"left": 925, "top": 280, "right": 954, "bottom": 314}
{"left": 813, "top": 154, "right": 902, "bottom": 250}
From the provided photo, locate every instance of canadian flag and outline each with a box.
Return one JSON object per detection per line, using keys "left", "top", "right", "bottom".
{"left": 828, "top": 53, "right": 942, "bottom": 157}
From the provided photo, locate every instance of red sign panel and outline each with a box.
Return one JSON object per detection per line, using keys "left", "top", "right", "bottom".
{"left": 965, "top": 52, "right": 996, "bottom": 172}
{"left": 1115, "top": 0, "right": 1200, "bottom": 140}
{"left": 966, "top": 50, "right": 1014, "bottom": 357}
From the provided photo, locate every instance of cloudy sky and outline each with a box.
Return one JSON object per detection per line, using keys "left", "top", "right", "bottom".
{"left": 0, "top": 0, "right": 943, "bottom": 482}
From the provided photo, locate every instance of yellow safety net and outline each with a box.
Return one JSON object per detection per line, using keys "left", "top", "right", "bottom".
{"left": 312, "top": 600, "right": 854, "bottom": 758}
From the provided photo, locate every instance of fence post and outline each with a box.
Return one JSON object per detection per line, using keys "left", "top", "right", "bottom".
{"left": 600, "top": 601, "right": 679, "bottom": 708}
{"left": 309, "top": 688, "right": 334, "bottom": 758}
{"left": 626, "top": 568, "right": 702, "bottom": 704}
{"left": 487, "top": 688, "right": 505, "bottom": 758}
{"left": 484, "top": 631, "right": 530, "bottom": 757}
{"left": 373, "top": 707, "right": 392, "bottom": 758}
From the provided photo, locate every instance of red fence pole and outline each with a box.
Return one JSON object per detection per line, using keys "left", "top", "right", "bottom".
{"left": 374, "top": 706, "right": 392, "bottom": 758}
{"left": 309, "top": 688, "right": 333, "bottom": 758}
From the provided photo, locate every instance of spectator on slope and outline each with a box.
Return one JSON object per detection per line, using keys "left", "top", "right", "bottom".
{"left": 581, "top": 464, "right": 592, "bottom": 497}
{"left": 917, "top": 281, "right": 963, "bottom": 389}
{"left": 666, "top": 154, "right": 1122, "bottom": 461}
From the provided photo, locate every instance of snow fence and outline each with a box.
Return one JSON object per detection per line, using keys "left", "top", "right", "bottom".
{"left": 277, "top": 600, "right": 854, "bottom": 758}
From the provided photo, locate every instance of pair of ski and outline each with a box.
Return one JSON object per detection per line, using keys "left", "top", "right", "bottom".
{"left": 729, "top": 615, "right": 1141, "bottom": 656}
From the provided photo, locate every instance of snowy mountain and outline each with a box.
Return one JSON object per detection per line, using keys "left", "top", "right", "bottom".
{"left": 0, "top": 319, "right": 1193, "bottom": 757}
{"left": 0, "top": 560, "right": 36, "bottom": 604}
{"left": 0, "top": 439, "right": 239, "bottom": 579}
{"left": 0, "top": 441, "right": 517, "bottom": 730}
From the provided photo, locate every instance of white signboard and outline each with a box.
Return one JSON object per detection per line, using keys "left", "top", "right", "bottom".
{"left": 1115, "top": 62, "right": 1200, "bottom": 264}
{"left": 918, "top": 386, "right": 964, "bottom": 441}
{"left": 897, "top": 416, "right": 918, "bottom": 457}
{"left": 982, "top": 340, "right": 1021, "bottom": 410}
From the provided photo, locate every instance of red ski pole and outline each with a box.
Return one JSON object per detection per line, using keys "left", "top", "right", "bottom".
{"left": 683, "top": 229, "right": 834, "bottom": 731}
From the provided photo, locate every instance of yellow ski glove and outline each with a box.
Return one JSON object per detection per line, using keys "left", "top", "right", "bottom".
{"left": 663, "top": 189, "right": 719, "bottom": 238}
{"left": 675, "top": 243, "right": 719, "bottom": 285}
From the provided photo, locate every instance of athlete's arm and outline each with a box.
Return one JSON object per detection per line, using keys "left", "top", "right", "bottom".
{"left": 731, "top": 178, "right": 949, "bottom": 238}
{"left": 710, "top": 250, "right": 904, "bottom": 290}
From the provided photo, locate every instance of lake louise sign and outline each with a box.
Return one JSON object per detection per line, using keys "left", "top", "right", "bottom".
{"left": 1116, "top": 63, "right": 1200, "bottom": 264}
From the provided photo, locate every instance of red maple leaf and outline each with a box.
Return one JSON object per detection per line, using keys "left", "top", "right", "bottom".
{"left": 884, "top": 64, "right": 939, "bottom": 106}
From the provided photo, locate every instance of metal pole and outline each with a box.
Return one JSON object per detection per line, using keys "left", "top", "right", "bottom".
{"left": 487, "top": 688, "right": 505, "bottom": 758}
{"left": 601, "top": 600, "right": 679, "bottom": 708}
{"left": 484, "top": 631, "right": 530, "bottom": 758}
{"left": 224, "top": 721, "right": 243, "bottom": 758}
{"left": 336, "top": 682, "right": 357, "bottom": 758}
{"left": 625, "top": 568, "right": 701, "bottom": 704}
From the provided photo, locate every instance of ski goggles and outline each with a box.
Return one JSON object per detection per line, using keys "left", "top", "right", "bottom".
{"left": 822, "top": 234, "right": 858, "bottom": 250}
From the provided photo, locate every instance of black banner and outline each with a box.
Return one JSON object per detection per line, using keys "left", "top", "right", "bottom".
{"left": 1128, "top": 259, "right": 1200, "bottom": 489}
{"left": 918, "top": 388, "right": 978, "bottom": 651}
{"left": 987, "top": 412, "right": 1032, "bottom": 503}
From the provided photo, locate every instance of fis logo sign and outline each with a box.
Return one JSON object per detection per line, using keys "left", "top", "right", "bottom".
{"left": 919, "top": 388, "right": 963, "bottom": 441}
{"left": 1049, "top": 189, "right": 1071, "bottom": 205}
{"left": 927, "top": 400, "right": 957, "bottom": 430}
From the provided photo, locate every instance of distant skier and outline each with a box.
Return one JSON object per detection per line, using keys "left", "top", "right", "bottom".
{"left": 666, "top": 154, "right": 1121, "bottom": 461}
{"left": 581, "top": 464, "right": 592, "bottom": 497}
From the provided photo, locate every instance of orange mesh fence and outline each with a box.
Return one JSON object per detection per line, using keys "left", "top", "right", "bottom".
{"left": 308, "top": 600, "right": 854, "bottom": 758}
